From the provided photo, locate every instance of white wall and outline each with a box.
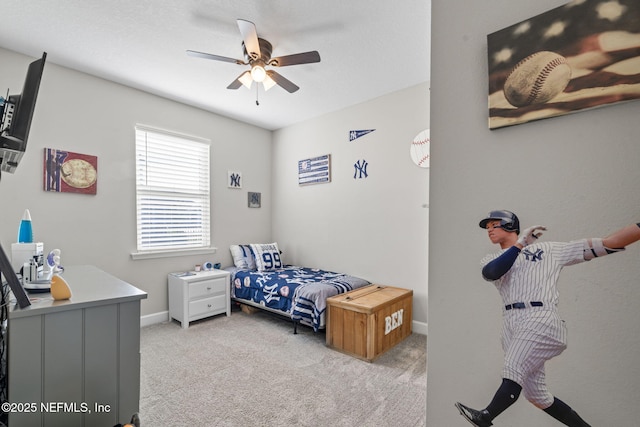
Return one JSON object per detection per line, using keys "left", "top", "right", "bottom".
{"left": 272, "top": 83, "right": 430, "bottom": 330}
{"left": 428, "top": 1, "right": 640, "bottom": 425}
{"left": 0, "top": 48, "right": 272, "bottom": 317}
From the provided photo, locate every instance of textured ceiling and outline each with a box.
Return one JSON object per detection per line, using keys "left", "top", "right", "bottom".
{"left": 0, "top": 0, "right": 430, "bottom": 130}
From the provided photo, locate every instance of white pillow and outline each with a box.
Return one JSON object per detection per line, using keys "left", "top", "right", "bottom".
{"left": 230, "top": 244, "right": 256, "bottom": 270}
{"left": 250, "top": 242, "right": 283, "bottom": 271}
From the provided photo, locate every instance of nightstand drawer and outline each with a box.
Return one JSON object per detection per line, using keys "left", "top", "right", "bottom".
{"left": 189, "top": 294, "right": 227, "bottom": 317}
{"left": 189, "top": 277, "right": 226, "bottom": 300}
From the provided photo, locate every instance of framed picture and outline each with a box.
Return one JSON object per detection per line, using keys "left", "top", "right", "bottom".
{"left": 488, "top": 0, "right": 640, "bottom": 129}
{"left": 298, "top": 154, "right": 331, "bottom": 185}
{"left": 248, "top": 192, "right": 261, "bottom": 208}
{"left": 44, "top": 148, "right": 98, "bottom": 195}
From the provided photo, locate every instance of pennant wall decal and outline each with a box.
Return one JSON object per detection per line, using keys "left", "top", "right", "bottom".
{"left": 349, "top": 129, "right": 375, "bottom": 142}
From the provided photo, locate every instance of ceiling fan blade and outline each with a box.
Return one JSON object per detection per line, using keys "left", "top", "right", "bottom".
{"left": 237, "top": 19, "right": 261, "bottom": 60}
{"left": 270, "top": 51, "right": 321, "bottom": 67}
{"left": 267, "top": 70, "right": 299, "bottom": 93}
{"left": 186, "top": 50, "right": 244, "bottom": 64}
{"left": 227, "top": 79, "right": 243, "bottom": 90}
{"left": 227, "top": 71, "right": 252, "bottom": 90}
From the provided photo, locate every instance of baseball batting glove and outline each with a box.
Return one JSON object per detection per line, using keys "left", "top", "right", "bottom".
{"left": 517, "top": 225, "right": 547, "bottom": 247}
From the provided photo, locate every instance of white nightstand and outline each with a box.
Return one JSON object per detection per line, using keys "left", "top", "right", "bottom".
{"left": 168, "top": 269, "right": 231, "bottom": 329}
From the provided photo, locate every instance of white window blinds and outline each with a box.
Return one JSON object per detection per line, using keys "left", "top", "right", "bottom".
{"left": 135, "top": 126, "right": 211, "bottom": 252}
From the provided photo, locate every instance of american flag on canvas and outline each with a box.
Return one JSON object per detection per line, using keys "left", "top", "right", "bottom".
{"left": 298, "top": 154, "right": 331, "bottom": 185}
{"left": 487, "top": 0, "right": 640, "bottom": 129}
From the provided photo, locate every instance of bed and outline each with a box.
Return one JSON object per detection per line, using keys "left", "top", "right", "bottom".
{"left": 226, "top": 243, "right": 370, "bottom": 332}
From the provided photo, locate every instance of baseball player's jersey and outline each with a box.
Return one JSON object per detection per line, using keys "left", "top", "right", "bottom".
{"left": 481, "top": 240, "right": 587, "bottom": 405}
{"left": 481, "top": 240, "right": 586, "bottom": 308}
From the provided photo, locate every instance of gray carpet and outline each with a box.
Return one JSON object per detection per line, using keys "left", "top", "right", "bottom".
{"left": 139, "top": 307, "right": 427, "bottom": 426}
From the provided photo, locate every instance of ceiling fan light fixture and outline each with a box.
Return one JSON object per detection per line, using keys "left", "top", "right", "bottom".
{"left": 250, "top": 64, "right": 267, "bottom": 82}
{"left": 262, "top": 75, "right": 277, "bottom": 91}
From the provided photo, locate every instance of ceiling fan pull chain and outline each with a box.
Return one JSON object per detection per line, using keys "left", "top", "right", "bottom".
{"left": 256, "top": 84, "right": 260, "bottom": 106}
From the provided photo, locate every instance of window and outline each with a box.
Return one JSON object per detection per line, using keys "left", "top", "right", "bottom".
{"left": 134, "top": 125, "right": 211, "bottom": 257}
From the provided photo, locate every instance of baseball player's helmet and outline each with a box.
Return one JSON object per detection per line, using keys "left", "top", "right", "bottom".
{"left": 479, "top": 210, "right": 520, "bottom": 234}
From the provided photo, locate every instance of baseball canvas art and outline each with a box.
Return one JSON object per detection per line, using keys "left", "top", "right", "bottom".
{"left": 44, "top": 148, "right": 98, "bottom": 195}
{"left": 487, "top": 0, "right": 640, "bottom": 129}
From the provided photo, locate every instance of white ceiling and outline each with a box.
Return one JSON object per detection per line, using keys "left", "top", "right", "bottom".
{"left": 0, "top": 0, "right": 431, "bottom": 131}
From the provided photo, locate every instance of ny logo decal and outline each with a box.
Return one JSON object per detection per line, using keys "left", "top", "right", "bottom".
{"left": 354, "top": 159, "right": 369, "bottom": 179}
{"left": 523, "top": 248, "right": 544, "bottom": 262}
{"left": 229, "top": 173, "right": 241, "bottom": 188}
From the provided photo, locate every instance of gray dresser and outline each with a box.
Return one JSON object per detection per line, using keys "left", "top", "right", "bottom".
{"left": 6, "top": 265, "right": 147, "bottom": 426}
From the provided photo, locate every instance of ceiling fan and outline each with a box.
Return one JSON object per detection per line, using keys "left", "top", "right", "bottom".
{"left": 187, "top": 19, "right": 321, "bottom": 94}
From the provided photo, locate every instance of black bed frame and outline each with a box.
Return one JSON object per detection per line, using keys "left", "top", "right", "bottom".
{"left": 232, "top": 297, "right": 305, "bottom": 334}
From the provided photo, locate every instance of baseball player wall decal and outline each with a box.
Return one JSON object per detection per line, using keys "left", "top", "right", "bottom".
{"left": 455, "top": 210, "right": 640, "bottom": 427}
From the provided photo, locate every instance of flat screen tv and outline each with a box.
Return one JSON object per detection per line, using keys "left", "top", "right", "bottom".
{"left": 0, "top": 52, "right": 47, "bottom": 176}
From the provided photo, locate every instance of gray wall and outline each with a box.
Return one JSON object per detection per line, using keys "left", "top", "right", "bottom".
{"left": 0, "top": 48, "right": 272, "bottom": 317}
{"left": 428, "top": 0, "right": 640, "bottom": 425}
{"left": 272, "top": 83, "right": 430, "bottom": 330}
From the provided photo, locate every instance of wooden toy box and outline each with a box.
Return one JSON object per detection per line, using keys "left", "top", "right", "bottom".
{"left": 326, "top": 285, "right": 413, "bottom": 362}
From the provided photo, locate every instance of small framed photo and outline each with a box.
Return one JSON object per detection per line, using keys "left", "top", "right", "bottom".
{"left": 248, "top": 192, "right": 261, "bottom": 208}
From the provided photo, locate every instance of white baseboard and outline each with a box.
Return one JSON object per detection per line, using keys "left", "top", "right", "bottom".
{"left": 412, "top": 320, "right": 428, "bottom": 336}
{"left": 141, "top": 311, "right": 169, "bottom": 327}
{"left": 140, "top": 310, "right": 428, "bottom": 336}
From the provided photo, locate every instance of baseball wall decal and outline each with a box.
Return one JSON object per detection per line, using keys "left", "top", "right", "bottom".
{"left": 410, "top": 129, "right": 430, "bottom": 168}
{"left": 503, "top": 51, "right": 571, "bottom": 107}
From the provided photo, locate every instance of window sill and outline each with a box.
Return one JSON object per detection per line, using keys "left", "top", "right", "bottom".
{"left": 130, "top": 247, "right": 217, "bottom": 260}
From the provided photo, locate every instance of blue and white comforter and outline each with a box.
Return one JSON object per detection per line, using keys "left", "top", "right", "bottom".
{"left": 230, "top": 266, "right": 370, "bottom": 331}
